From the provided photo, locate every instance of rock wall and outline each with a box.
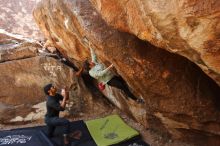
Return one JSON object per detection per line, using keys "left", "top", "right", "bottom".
{"left": 0, "top": 0, "right": 43, "bottom": 39}
{"left": 33, "top": 0, "right": 220, "bottom": 145}
{"left": 0, "top": 54, "right": 75, "bottom": 123}
{"left": 90, "top": 0, "right": 220, "bottom": 86}
{"left": 0, "top": 32, "right": 112, "bottom": 125}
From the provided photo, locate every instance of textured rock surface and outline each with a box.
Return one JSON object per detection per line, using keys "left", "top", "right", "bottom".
{"left": 0, "top": 0, "right": 43, "bottom": 39}
{"left": 0, "top": 30, "right": 41, "bottom": 63}
{"left": 0, "top": 32, "right": 112, "bottom": 129}
{"left": 0, "top": 56, "right": 74, "bottom": 123}
{"left": 33, "top": 0, "right": 220, "bottom": 145}
{"left": 90, "top": 0, "right": 220, "bottom": 86}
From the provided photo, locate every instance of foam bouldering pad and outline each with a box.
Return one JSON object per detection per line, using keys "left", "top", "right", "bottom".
{"left": 85, "top": 115, "right": 139, "bottom": 146}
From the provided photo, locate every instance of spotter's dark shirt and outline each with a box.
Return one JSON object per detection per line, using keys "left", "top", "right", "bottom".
{"left": 45, "top": 93, "right": 64, "bottom": 119}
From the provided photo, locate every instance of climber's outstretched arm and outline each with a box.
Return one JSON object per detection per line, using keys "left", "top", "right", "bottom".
{"left": 89, "top": 64, "right": 114, "bottom": 78}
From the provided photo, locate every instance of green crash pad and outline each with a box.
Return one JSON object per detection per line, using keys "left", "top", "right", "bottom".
{"left": 85, "top": 115, "right": 139, "bottom": 146}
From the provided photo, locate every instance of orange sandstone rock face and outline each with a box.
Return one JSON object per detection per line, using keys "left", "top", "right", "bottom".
{"left": 33, "top": 0, "right": 220, "bottom": 145}
{"left": 0, "top": 0, "right": 43, "bottom": 39}
{"left": 91, "top": 0, "right": 220, "bottom": 86}
{"left": 0, "top": 30, "right": 112, "bottom": 128}
{"left": 0, "top": 56, "right": 75, "bottom": 123}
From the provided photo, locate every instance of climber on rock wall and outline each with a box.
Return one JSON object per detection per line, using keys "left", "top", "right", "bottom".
{"left": 78, "top": 42, "right": 144, "bottom": 104}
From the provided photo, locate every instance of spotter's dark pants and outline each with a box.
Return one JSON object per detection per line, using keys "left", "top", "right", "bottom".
{"left": 45, "top": 117, "right": 70, "bottom": 137}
